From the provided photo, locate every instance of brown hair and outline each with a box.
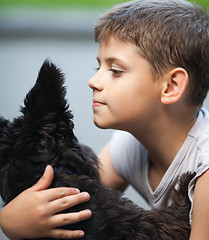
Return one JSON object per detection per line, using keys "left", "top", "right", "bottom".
{"left": 95, "top": 0, "right": 209, "bottom": 107}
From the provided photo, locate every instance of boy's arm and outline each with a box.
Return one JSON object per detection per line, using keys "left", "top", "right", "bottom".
{"left": 190, "top": 169, "right": 209, "bottom": 240}
{"left": 98, "top": 143, "right": 128, "bottom": 192}
{"left": 0, "top": 165, "right": 92, "bottom": 240}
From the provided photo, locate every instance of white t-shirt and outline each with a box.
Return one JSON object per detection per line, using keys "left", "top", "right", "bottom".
{"left": 110, "top": 108, "right": 209, "bottom": 224}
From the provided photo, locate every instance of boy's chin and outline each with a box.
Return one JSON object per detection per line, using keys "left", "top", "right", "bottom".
{"left": 93, "top": 119, "right": 112, "bottom": 130}
{"left": 93, "top": 119, "right": 121, "bottom": 131}
{"left": 94, "top": 121, "right": 109, "bottom": 129}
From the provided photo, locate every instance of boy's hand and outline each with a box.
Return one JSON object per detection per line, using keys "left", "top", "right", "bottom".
{"left": 0, "top": 165, "right": 92, "bottom": 240}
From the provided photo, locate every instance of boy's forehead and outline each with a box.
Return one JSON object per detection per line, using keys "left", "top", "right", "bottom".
{"left": 98, "top": 37, "right": 135, "bottom": 52}
{"left": 97, "top": 37, "right": 141, "bottom": 59}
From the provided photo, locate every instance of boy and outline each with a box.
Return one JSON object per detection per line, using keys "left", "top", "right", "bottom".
{"left": 0, "top": 0, "right": 209, "bottom": 239}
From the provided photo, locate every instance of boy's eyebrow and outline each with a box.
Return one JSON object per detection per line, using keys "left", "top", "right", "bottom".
{"left": 106, "top": 57, "right": 120, "bottom": 64}
{"left": 97, "top": 56, "right": 127, "bottom": 67}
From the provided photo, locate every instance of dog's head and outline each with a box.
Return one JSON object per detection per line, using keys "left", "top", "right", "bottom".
{"left": 0, "top": 60, "right": 99, "bottom": 204}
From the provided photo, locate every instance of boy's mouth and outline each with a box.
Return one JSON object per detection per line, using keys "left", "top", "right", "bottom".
{"left": 92, "top": 100, "right": 105, "bottom": 107}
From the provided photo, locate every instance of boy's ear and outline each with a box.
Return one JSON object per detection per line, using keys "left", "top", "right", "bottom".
{"left": 161, "top": 68, "right": 189, "bottom": 105}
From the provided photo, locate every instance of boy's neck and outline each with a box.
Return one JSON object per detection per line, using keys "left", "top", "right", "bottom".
{"left": 131, "top": 106, "right": 198, "bottom": 190}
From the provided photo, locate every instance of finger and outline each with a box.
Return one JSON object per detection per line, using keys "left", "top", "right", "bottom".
{"left": 40, "top": 187, "right": 81, "bottom": 202}
{"left": 49, "top": 209, "right": 92, "bottom": 228}
{"left": 29, "top": 165, "right": 54, "bottom": 192}
{"left": 47, "top": 229, "right": 85, "bottom": 239}
{"left": 48, "top": 192, "right": 90, "bottom": 214}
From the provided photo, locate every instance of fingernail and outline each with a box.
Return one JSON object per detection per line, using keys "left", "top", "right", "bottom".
{"left": 83, "top": 192, "right": 90, "bottom": 200}
{"left": 75, "top": 188, "right": 80, "bottom": 193}
{"left": 85, "top": 210, "right": 92, "bottom": 217}
{"left": 79, "top": 231, "right": 85, "bottom": 237}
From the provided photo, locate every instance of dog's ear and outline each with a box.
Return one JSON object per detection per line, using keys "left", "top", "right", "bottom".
{"left": 0, "top": 61, "right": 77, "bottom": 204}
{"left": 21, "top": 60, "right": 73, "bottom": 123}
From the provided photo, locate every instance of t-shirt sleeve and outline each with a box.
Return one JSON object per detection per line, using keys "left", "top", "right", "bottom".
{"left": 188, "top": 151, "right": 209, "bottom": 224}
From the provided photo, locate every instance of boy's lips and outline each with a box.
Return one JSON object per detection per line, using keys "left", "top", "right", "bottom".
{"left": 92, "top": 100, "right": 106, "bottom": 107}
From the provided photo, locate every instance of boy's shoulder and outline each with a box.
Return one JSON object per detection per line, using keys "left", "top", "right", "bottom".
{"left": 189, "top": 108, "right": 209, "bottom": 152}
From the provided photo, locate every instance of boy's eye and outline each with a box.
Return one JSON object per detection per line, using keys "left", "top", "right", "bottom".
{"left": 109, "top": 68, "right": 123, "bottom": 76}
{"left": 95, "top": 66, "right": 123, "bottom": 76}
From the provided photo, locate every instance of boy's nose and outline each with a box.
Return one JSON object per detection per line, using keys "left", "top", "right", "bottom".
{"left": 88, "top": 73, "right": 103, "bottom": 91}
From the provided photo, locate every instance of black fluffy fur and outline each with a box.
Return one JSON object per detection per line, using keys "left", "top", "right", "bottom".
{"left": 0, "top": 61, "right": 194, "bottom": 239}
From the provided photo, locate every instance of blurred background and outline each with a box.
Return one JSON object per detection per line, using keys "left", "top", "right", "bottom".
{"left": 0, "top": 0, "right": 208, "bottom": 239}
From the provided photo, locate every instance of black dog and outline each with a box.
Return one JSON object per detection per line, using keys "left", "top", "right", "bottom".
{"left": 0, "top": 61, "right": 194, "bottom": 239}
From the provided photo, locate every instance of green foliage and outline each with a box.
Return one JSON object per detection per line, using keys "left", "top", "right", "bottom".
{"left": 0, "top": 0, "right": 125, "bottom": 8}
{"left": 190, "top": 0, "right": 209, "bottom": 9}
{"left": 0, "top": 0, "right": 208, "bottom": 10}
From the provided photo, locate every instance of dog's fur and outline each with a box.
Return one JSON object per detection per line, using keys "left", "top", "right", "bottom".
{"left": 0, "top": 61, "right": 194, "bottom": 239}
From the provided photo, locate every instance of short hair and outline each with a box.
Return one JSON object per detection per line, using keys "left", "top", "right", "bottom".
{"left": 95, "top": 0, "right": 209, "bottom": 107}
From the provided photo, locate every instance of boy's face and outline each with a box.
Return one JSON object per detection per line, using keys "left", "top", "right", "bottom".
{"left": 88, "top": 37, "right": 163, "bottom": 133}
